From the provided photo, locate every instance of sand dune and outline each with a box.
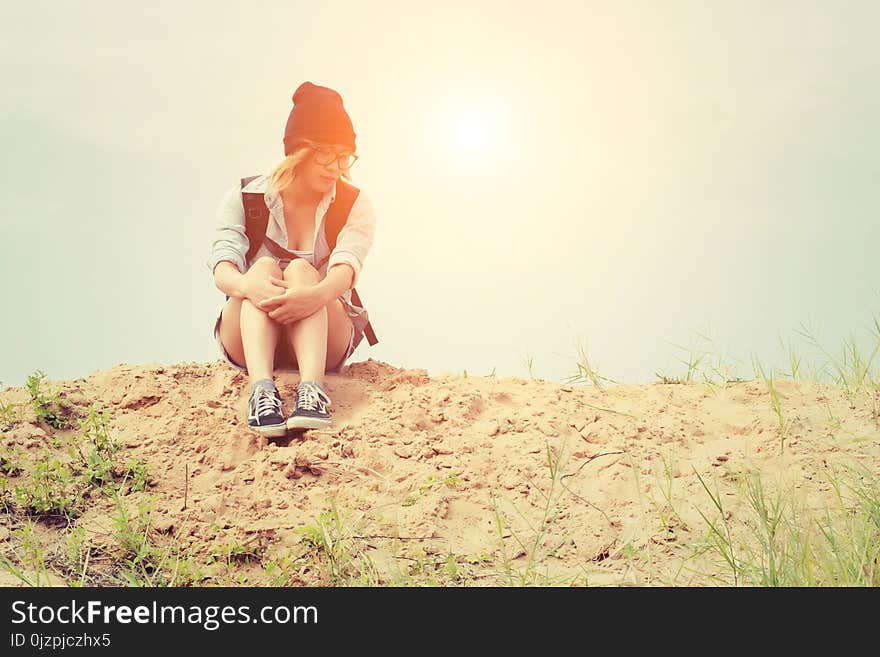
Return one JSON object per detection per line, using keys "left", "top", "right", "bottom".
{"left": 2, "top": 358, "right": 878, "bottom": 585}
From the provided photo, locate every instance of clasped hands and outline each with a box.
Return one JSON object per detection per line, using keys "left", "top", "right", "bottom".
{"left": 256, "top": 276, "right": 325, "bottom": 325}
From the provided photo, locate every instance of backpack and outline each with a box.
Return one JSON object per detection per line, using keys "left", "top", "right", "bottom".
{"left": 240, "top": 175, "right": 378, "bottom": 346}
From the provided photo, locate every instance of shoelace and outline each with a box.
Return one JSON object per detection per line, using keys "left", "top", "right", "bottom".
{"left": 252, "top": 386, "right": 281, "bottom": 418}
{"left": 296, "top": 383, "right": 331, "bottom": 412}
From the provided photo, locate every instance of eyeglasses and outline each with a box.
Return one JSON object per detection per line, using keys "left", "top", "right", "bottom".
{"left": 311, "top": 146, "right": 358, "bottom": 169}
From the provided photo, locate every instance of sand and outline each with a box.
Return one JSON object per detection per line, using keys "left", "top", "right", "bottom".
{"left": 1, "top": 358, "right": 878, "bottom": 585}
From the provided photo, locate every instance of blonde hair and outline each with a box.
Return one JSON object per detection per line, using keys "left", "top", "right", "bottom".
{"left": 268, "top": 140, "right": 354, "bottom": 195}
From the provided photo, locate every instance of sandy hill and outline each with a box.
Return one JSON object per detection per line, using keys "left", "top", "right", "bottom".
{"left": 1, "top": 358, "right": 878, "bottom": 586}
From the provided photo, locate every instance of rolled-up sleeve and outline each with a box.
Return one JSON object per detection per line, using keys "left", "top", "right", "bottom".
{"left": 206, "top": 184, "right": 249, "bottom": 275}
{"left": 328, "top": 189, "right": 376, "bottom": 288}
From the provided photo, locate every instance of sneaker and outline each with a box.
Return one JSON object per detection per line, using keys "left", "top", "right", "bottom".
{"left": 286, "top": 380, "right": 332, "bottom": 430}
{"left": 247, "top": 380, "right": 287, "bottom": 437}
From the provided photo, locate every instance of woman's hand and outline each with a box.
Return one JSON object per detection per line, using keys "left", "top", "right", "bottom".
{"left": 258, "top": 276, "right": 326, "bottom": 324}
{"left": 240, "top": 273, "right": 286, "bottom": 307}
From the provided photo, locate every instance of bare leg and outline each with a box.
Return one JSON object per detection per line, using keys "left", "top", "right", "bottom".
{"left": 215, "top": 258, "right": 352, "bottom": 387}
{"left": 239, "top": 258, "right": 284, "bottom": 385}
{"left": 281, "top": 259, "right": 328, "bottom": 385}
{"left": 279, "top": 260, "right": 355, "bottom": 386}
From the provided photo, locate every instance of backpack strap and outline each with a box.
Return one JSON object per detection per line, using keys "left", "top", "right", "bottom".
{"left": 238, "top": 176, "right": 378, "bottom": 347}
{"left": 317, "top": 179, "right": 360, "bottom": 268}
{"left": 318, "top": 179, "right": 378, "bottom": 346}
{"left": 241, "top": 176, "right": 270, "bottom": 266}
{"left": 349, "top": 288, "right": 378, "bottom": 347}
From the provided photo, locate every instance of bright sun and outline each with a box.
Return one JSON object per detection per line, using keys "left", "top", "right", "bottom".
{"left": 453, "top": 112, "right": 492, "bottom": 155}
{"left": 423, "top": 88, "right": 513, "bottom": 174}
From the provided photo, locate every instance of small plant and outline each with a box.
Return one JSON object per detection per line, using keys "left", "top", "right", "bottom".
{"left": 445, "top": 473, "right": 465, "bottom": 489}
{"left": 122, "top": 459, "right": 151, "bottom": 492}
{"left": 693, "top": 469, "right": 740, "bottom": 585}
{"left": 650, "top": 450, "right": 688, "bottom": 540}
{"left": 0, "top": 446, "right": 25, "bottom": 476}
{"left": 779, "top": 335, "right": 803, "bottom": 381}
{"left": 795, "top": 319, "right": 880, "bottom": 399}
{"left": 70, "top": 405, "right": 152, "bottom": 494}
{"left": 491, "top": 441, "right": 573, "bottom": 585}
{"left": 443, "top": 554, "right": 460, "bottom": 580}
{"left": 753, "top": 356, "right": 788, "bottom": 451}
{"left": 14, "top": 453, "right": 83, "bottom": 518}
{"left": 0, "top": 397, "right": 23, "bottom": 430}
{"left": 297, "top": 497, "right": 364, "bottom": 585}
{"left": 3, "top": 404, "right": 153, "bottom": 523}
{"left": 25, "top": 370, "right": 73, "bottom": 430}
{"left": 74, "top": 406, "right": 119, "bottom": 488}
{"left": 12, "top": 522, "right": 51, "bottom": 585}
{"left": 110, "top": 494, "right": 200, "bottom": 586}
{"left": 690, "top": 464, "right": 880, "bottom": 587}
{"left": 65, "top": 526, "right": 91, "bottom": 587}
{"left": 674, "top": 345, "right": 705, "bottom": 383}
{"left": 261, "top": 551, "right": 301, "bottom": 586}
{"left": 113, "top": 497, "right": 155, "bottom": 564}
{"left": 207, "top": 540, "right": 262, "bottom": 569}
{"left": 564, "top": 338, "right": 616, "bottom": 389}
{"left": 400, "top": 474, "right": 444, "bottom": 508}
{"left": 665, "top": 328, "right": 746, "bottom": 385}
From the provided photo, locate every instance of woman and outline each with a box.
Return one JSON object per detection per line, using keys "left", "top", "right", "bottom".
{"left": 206, "top": 81, "right": 376, "bottom": 437}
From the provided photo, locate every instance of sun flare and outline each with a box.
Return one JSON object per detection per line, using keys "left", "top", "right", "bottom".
{"left": 425, "top": 89, "right": 515, "bottom": 175}
{"left": 453, "top": 112, "right": 492, "bottom": 155}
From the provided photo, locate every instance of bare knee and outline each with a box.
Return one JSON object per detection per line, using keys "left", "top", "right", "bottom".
{"left": 250, "top": 256, "right": 284, "bottom": 278}
{"left": 283, "top": 258, "right": 320, "bottom": 283}
{"left": 218, "top": 297, "right": 246, "bottom": 365}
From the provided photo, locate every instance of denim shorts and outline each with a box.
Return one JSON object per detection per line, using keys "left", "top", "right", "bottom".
{"left": 213, "top": 307, "right": 357, "bottom": 375}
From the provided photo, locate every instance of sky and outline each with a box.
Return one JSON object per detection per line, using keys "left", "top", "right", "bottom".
{"left": 2, "top": 0, "right": 878, "bottom": 389}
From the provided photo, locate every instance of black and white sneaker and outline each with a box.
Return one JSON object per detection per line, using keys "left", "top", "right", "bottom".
{"left": 286, "top": 380, "right": 332, "bottom": 430}
{"left": 247, "top": 380, "right": 287, "bottom": 437}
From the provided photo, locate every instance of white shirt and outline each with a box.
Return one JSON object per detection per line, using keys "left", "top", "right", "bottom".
{"left": 206, "top": 174, "right": 376, "bottom": 289}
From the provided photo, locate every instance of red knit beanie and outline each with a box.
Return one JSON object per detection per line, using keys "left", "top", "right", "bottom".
{"left": 283, "top": 82, "right": 356, "bottom": 155}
